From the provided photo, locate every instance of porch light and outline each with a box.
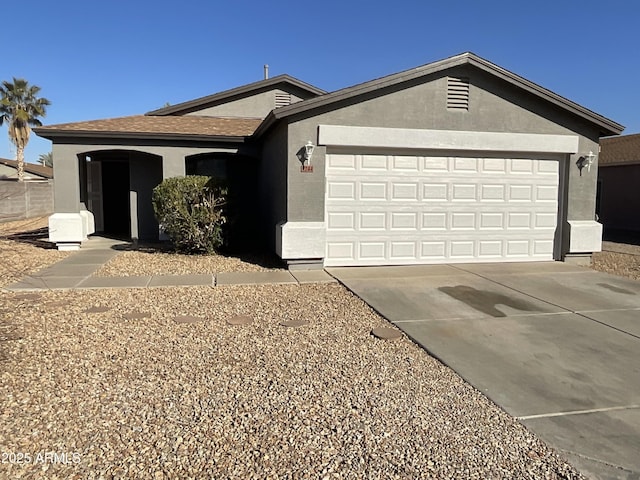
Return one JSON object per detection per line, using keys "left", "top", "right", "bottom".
{"left": 576, "top": 151, "right": 596, "bottom": 175}
{"left": 303, "top": 141, "right": 315, "bottom": 165}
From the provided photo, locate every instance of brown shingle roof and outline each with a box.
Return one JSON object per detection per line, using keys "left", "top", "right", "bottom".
{"left": 600, "top": 133, "right": 640, "bottom": 167}
{"left": 0, "top": 158, "right": 53, "bottom": 179}
{"left": 34, "top": 115, "right": 262, "bottom": 139}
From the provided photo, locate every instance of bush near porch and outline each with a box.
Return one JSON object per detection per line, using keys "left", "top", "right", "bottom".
{"left": 152, "top": 176, "right": 227, "bottom": 254}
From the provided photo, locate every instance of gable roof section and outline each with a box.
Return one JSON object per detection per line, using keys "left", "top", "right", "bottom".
{"left": 600, "top": 133, "right": 640, "bottom": 167}
{"left": 0, "top": 158, "right": 53, "bottom": 179}
{"left": 34, "top": 115, "right": 263, "bottom": 142}
{"left": 147, "top": 74, "right": 326, "bottom": 116}
{"left": 254, "top": 52, "right": 624, "bottom": 138}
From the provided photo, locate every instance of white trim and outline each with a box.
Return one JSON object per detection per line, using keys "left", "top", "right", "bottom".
{"left": 318, "top": 125, "right": 579, "bottom": 154}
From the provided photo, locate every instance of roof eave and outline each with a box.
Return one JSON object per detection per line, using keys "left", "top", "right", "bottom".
{"left": 465, "top": 55, "right": 624, "bottom": 136}
{"left": 33, "top": 128, "right": 249, "bottom": 143}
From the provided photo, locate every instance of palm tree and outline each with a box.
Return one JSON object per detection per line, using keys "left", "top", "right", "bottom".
{"left": 38, "top": 151, "right": 53, "bottom": 168}
{"left": 0, "top": 78, "right": 50, "bottom": 182}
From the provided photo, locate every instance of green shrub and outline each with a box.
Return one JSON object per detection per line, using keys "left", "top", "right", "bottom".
{"left": 152, "top": 175, "right": 227, "bottom": 254}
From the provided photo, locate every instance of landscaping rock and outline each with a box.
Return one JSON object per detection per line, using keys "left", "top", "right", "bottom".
{"left": 371, "top": 327, "right": 403, "bottom": 340}
{"left": 173, "top": 315, "right": 204, "bottom": 324}
{"left": 226, "top": 315, "right": 253, "bottom": 325}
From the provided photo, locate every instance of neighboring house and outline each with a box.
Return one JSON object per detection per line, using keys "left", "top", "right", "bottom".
{"left": 0, "top": 158, "right": 53, "bottom": 181}
{"left": 598, "top": 133, "right": 640, "bottom": 233}
{"left": 34, "top": 52, "right": 623, "bottom": 266}
{"left": 0, "top": 158, "right": 54, "bottom": 221}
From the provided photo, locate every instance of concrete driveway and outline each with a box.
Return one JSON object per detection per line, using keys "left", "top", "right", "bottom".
{"left": 328, "top": 262, "right": 640, "bottom": 480}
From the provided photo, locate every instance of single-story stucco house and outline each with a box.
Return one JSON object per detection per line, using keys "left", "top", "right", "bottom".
{"left": 597, "top": 133, "right": 640, "bottom": 234}
{"left": 34, "top": 52, "right": 623, "bottom": 267}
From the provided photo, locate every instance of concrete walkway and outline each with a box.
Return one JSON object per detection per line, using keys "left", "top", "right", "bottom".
{"left": 329, "top": 262, "right": 640, "bottom": 480}
{"left": 5, "top": 238, "right": 335, "bottom": 291}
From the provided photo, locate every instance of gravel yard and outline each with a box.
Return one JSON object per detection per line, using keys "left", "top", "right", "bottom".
{"left": 0, "top": 217, "right": 70, "bottom": 289}
{"left": 0, "top": 221, "right": 592, "bottom": 478}
{"left": 592, "top": 241, "right": 640, "bottom": 280}
{"left": 0, "top": 284, "right": 583, "bottom": 479}
{"left": 94, "top": 249, "right": 283, "bottom": 277}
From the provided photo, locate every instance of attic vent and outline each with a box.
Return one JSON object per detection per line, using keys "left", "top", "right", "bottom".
{"left": 447, "top": 77, "right": 470, "bottom": 110}
{"left": 275, "top": 92, "right": 292, "bottom": 108}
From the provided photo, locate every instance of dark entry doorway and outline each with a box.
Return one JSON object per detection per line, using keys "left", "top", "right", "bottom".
{"left": 101, "top": 161, "right": 130, "bottom": 237}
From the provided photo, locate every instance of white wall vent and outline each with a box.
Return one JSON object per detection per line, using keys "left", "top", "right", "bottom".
{"left": 275, "top": 92, "right": 292, "bottom": 108}
{"left": 447, "top": 77, "right": 470, "bottom": 111}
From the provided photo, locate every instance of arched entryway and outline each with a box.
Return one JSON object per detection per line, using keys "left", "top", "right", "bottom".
{"left": 78, "top": 150, "right": 163, "bottom": 241}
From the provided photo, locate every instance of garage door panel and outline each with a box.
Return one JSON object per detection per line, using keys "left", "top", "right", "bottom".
{"left": 482, "top": 158, "right": 508, "bottom": 172}
{"left": 478, "top": 240, "right": 504, "bottom": 257}
{"left": 421, "top": 241, "right": 447, "bottom": 259}
{"left": 452, "top": 157, "right": 478, "bottom": 172}
{"left": 392, "top": 156, "right": 420, "bottom": 170}
{"left": 423, "top": 183, "right": 448, "bottom": 201}
{"left": 360, "top": 242, "right": 386, "bottom": 260}
{"left": 360, "top": 182, "right": 387, "bottom": 200}
{"left": 326, "top": 154, "right": 356, "bottom": 170}
{"left": 452, "top": 184, "right": 477, "bottom": 201}
{"left": 536, "top": 185, "right": 558, "bottom": 201}
{"left": 480, "top": 184, "right": 506, "bottom": 201}
{"left": 424, "top": 157, "right": 449, "bottom": 171}
{"left": 327, "top": 212, "right": 355, "bottom": 230}
{"left": 392, "top": 183, "right": 419, "bottom": 200}
{"left": 510, "top": 159, "right": 535, "bottom": 174}
{"left": 537, "top": 159, "right": 559, "bottom": 174}
{"left": 360, "top": 212, "right": 387, "bottom": 230}
{"left": 390, "top": 212, "right": 418, "bottom": 230}
{"left": 450, "top": 241, "right": 475, "bottom": 258}
{"left": 423, "top": 212, "right": 448, "bottom": 230}
{"left": 325, "top": 153, "right": 560, "bottom": 266}
{"left": 327, "top": 182, "right": 356, "bottom": 200}
{"left": 390, "top": 242, "right": 417, "bottom": 259}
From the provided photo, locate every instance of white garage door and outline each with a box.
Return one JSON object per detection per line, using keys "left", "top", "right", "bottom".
{"left": 325, "top": 153, "right": 560, "bottom": 266}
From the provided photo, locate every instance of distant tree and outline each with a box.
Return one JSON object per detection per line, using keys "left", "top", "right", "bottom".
{"left": 0, "top": 78, "right": 51, "bottom": 181}
{"left": 39, "top": 151, "right": 53, "bottom": 168}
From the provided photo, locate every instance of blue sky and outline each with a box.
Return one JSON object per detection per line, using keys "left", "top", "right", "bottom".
{"left": 1, "top": 0, "right": 638, "bottom": 164}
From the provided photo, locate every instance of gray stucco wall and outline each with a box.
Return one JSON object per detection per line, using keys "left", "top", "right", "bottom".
{"left": 187, "top": 88, "right": 306, "bottom": 119}
{"left": 279, "top": 66, "right": 602, "bottom": 257}
{"left": 259, "top": 123, "right": 289, "bottom": 250}
{"left": 598, "top": 165, "right": 640, "bottom": 231}
{"left": 0, "top": 180, "right": 53, "bottom": 221}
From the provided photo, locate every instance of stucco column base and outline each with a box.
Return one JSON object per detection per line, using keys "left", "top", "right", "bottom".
{"left": 276, "top": 222, "right": 325, "bottom": 265}
{"left": 49, "top": 212, "right": 92, "bottom": 251}
{"left": 567, "top": 220, "right": 603, "bottom": 253}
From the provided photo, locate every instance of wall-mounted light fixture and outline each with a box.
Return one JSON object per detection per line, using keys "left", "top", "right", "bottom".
{"left": 303, "top": 141, "right": 315, "bottom": 165}
{"left": 296, "top": 141, "right": 315, "bottom": 173}
{"left": 576, "top": 151, "right": 596, "bottom": 176}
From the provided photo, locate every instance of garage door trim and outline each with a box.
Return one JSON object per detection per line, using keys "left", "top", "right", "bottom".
{"left": 318, "top": 124, "right": 579, "bottom": 154}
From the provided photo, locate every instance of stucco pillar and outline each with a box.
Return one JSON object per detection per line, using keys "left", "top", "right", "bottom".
{"left": 563, "top": 137, "right": 603, "bottom": 262}
{"left": 162, "top": 152, "right": 185, "bottom": 179}
{"left": 49, "top": 145, "right": 93, "bottom": 250}
{"left": 52, "top": 144, "right": 81, "bottom": 213}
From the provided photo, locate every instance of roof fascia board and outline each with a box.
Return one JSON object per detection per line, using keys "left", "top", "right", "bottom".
{"left": 33, "top": 128, "right": 248, "bottom": 144}
{"left": 146, "top": 75, "right": 326, "bottom": 116}
{"left": 465, "top": 56, "right": 624, "bottom": 135}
